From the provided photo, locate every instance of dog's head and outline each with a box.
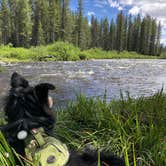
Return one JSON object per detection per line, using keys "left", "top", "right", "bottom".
{"left": 4, "top": 72, "right": 55, "bottom": 134}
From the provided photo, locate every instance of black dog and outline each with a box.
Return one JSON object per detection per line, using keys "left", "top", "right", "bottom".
{"left": 1, "top": 72, "right": 125, "bottom": 166}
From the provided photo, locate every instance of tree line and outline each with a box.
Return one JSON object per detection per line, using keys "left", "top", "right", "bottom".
{"left": 0, "top": 0, "right": 163, "bottom": 56}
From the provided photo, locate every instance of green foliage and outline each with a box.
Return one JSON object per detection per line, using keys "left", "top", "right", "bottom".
{"left": 82, "top": 48, "right": 157, "bottom": 59}
{"left": 0, "top": 42, "right": 158, "bottom": 62}
{"left": 46, "top": 42, "right": 80, "bottom": 61}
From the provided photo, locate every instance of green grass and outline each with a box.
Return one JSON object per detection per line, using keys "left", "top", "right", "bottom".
{"left": 160, "top": 52, "right": 166, "bottom": 59}
{"left": 0, "top": 91, "right": 166, "bottom": 165}
{"left": 0, "top": 42, "right": 158, "bottom": 62}
{"left": 0, "top": 62, "right": 6, "bottom": 72}
{"left": 81, "top": 48, "right": 158, "bottom": 59}
{"left": 0, "top": 65, "right": 4, "bottom": 72}
{"left": 0, "top": 131, "right": 17, "bottom": 166}
{"left": 55, "top": 91, "right": 166, "bottom": 166}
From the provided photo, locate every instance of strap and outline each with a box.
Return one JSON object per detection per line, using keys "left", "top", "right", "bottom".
{"left": 31, "top": 128, "right": 45, "bottom": 147}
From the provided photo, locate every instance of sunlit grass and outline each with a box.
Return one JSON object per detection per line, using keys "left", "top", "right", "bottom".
{"left": 0, "top": 131, "right": 17, "bottom": 166}
{"left": 0, "top": 42, "right": 158, "bottom": 62}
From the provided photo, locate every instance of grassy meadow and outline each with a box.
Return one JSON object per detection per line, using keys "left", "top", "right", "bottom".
{"left": 0, "top": 91, "right": 166, "bottom": 165}
{"left": 0, "top": 42, "right": 159, "bottom": 62}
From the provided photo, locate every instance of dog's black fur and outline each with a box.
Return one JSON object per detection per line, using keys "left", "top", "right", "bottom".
{"left": 2, "top": 72, "right": 125, "bottom": 166}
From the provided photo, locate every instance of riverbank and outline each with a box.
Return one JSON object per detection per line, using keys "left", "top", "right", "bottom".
{"left": 0, "top": 42, "right": 160, "bottom": 62}
{"left": 0, "top": 92, "right": 165, "bottom": 165}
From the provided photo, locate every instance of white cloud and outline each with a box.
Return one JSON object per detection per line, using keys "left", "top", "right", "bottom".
{"left": 107, "top": 0, "right": 123, "bottom": 10}
{"left": 129, "top": 6, "right": 140, "bottom": 15}
{"left": 119, "top": 0, "right": 134, "bottom": 5}
{"left": 108, "top": 0, "right": 119, "bottom": 8}
{"left": 118, "top": 6, "right": 123, "bottom": 11}
{"left": 87, "top": 11, "right": 95, "bottom": 16}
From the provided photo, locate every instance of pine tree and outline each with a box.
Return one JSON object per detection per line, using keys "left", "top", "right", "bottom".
{"left": 149, "top": 19, "right": 157, "bottom": 55}
{"left": 109, "top": 19, "right": 116, "bottom": 50}
{"left": 77, "top": 0, "right": 83, "bottom": 48}
{"left": 116, "top": 11, "right": 125, "bottom": 53}
{"left": 37, "top": 20, "right": 45, "bottom": 45}
{"left": 156, "top": 21, "right": 161, "bottom": 56}
{"left": 31, "top": 0, "right": 46, "bottom": 46}
{"left": 123, "top": 15, "right": 128, "bottom": 50}
{"left": 91, "top": 16, "right": 99, "bottom": 47}
{"left": 8, "top": 0, "right": 17, "bottom": 46}
{"left": 61, "top": 0, "right": 72, "bottom": 42}
{"left": 83, "top": 18, "right": 91, "bottom": 49}
{"left": 0, "top": 0, "right": 10, "bottom": 44}
{"left": 127, "top": 14, "right": 133, "bottom": 51}
{"left": 82, "top": 17, "right": 91, "bottom": 49}
{"left": 140, "top": 17, "right": 147, "bottom": 54}
{"left": 102, "top": 18, "right": 109, "bottom": 50}
{"left": 145, "top": 15, "right": 152, "bottom": 55}
{"left": 139, "top": 15, "right": 153, "bottom": 55}
{"left": 48, "top": 0, "right": 61, "bottom": 43}
{"left": 31, "top": 0, "right": 39, "bottom": 46}
{"left": 71, "top": 12, "right": 78, "bottom": 46}
{"left": 61, "top": 0, "right": 66, "bottom": 40}
{"left": 15, "top": 0, "right": 32, "bottom": 47}
{"left": 134, "top": 14, "right": 141, "bottom": 52}
{"left": 39, "top": 0, "right": 49, "bottom": 44}
{"left": 98, "top": 19, "right": 103, "bottom": 48}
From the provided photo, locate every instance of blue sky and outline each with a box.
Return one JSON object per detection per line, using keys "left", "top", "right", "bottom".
{"left": 70, "top": 0, "right": 166, "bottom": 46}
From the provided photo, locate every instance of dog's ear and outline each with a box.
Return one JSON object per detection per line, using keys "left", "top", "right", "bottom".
{"left": 35, "top": 83, "right": 55, "bottom": 104}
{"left": 11, "top": 72, "right": 29, "bottom": 88}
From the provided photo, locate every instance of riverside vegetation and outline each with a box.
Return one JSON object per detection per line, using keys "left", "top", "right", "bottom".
{"left": 0, "top": 91, "right": 166, "bottom": 166}
{"left": 0, "top": 42, "right": 160, "bottom": 62}
{"left": 0, "top": 65, "right": 4, "bottom": 72}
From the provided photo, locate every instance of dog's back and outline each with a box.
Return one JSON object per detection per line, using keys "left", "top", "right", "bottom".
{"left": 3, "top": 72, "right": 55, "bottom": 156}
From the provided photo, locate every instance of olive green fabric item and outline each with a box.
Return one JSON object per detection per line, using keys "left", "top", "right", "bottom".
{"left": 25, "top": 128, "right": 69, "bottom": 166}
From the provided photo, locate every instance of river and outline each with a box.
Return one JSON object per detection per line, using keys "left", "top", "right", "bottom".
{"left": 0, "top": 59, "right": 166, "bottom": 107}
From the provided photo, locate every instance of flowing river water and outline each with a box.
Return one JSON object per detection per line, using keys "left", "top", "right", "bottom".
{"left": 1, "top": 59, "right": 166, "bottom": 108}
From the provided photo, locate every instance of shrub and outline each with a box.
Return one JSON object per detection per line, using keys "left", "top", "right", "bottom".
{"left": 47, "top": 42, "right": 80, "bottom": 61}
{"left": 79, "top": 53, "right": 87, "bottom": 60}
